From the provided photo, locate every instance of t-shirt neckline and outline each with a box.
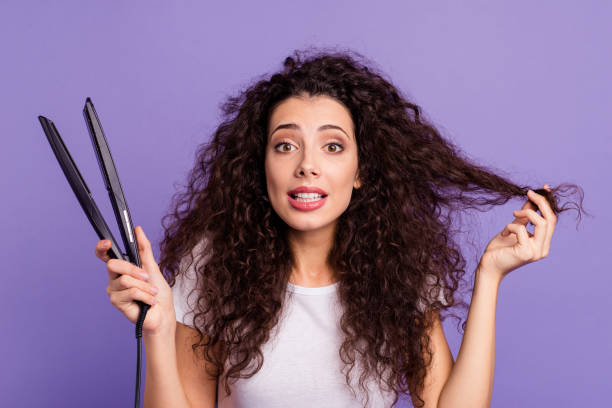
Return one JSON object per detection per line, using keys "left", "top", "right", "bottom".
{"left": 287, "top": 281, "right": 339, "bottom": 295}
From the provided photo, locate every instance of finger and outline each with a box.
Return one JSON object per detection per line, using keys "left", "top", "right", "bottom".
{"left": 527, "top": 188, "right": 556, "bottom": 222}
{"left": 95, "top": 240, "right": 112, "bottom": 263}
{"left": 501, "top": 215, "right": 531, "bottom": 238}
{"left": 527, "top": 188, "right": 557, "bottom": 256}
{"left": 505, "top": 222, "right": 531, "bottom": 249}
{"left": 540, "top": 185, "right": 555, "bottom": 256}
{"left": 108, "top": 273, "right": 159, "bottom": 296}
{"left": 135, "top": 226, "right": 156, "bottom": 271}
{"left": 109, "top": 287, "right": 158, "bottom": 308}
{"left": 107, "top": 258, "right": 149, "bottom": 283}
{"left": 520, "top": 197, "right": 538, "bottom": 212}
{"left": 513, "top": 208, "right": 547, "bottom": 257}
{"left": 503, "top": 201, "right": 535, "bottom": 237}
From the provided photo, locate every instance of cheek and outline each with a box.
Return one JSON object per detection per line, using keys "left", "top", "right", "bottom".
{"left": 331, "top": 161, "right": 358, "bottom": 186}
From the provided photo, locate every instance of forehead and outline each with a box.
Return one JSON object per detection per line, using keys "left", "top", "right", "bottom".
{"left": 267, "top": 95, "right": 354, "bottom": 134}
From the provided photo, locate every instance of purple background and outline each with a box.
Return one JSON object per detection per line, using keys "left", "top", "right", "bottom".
{"left": 2, "top": 1, "right": 609, "bottom": 407}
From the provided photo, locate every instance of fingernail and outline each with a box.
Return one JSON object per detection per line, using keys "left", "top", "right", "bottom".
{"left": 140, "top": 272, "right": 149, "bottom": 280}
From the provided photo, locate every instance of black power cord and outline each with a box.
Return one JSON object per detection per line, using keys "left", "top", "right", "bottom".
{"left": 134, "top": 301, "right": 151, "bottom": 408}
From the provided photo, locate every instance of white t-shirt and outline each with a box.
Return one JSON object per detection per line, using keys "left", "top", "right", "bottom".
{"left": 172, "top": 268, "right": 399, "bottom": 407}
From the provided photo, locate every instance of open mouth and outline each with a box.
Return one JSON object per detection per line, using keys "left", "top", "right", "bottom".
{"left": 287, "top": 193, "right": 328, "bottom": 211}
{"left": 289, "top": 193, "right": 328, "bottom": 202}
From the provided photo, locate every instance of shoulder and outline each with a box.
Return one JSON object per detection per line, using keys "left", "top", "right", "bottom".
{"left": 416, "top": 274, "right": 449, "bottom": 312}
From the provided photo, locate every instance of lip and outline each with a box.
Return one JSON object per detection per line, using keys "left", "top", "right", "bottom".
{"left": 288, "top": 194, "right": 327, "bottom": 211}
{"left": 288, "top": 186, "right": 328, "bottom": 196}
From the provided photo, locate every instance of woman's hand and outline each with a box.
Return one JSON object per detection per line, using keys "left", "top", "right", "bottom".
{"left": 94, "top": 225, "right": 176, "bottom": 337}
{"left": 479, "top": 185, "right": 557, "bottom": 281}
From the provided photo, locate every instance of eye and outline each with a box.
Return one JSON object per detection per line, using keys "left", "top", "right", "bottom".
{"left": 274, "top": 142, "right": 296, "bottom": 153}
{"left": 325, "top": 142, "right": 344, "bottom": 153}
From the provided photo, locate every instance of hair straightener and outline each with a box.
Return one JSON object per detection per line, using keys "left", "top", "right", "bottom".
{"left": 39, "top": 98, "right": 150, "bottom": 408}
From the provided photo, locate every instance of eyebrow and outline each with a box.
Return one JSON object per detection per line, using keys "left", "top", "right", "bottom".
{"left": 269, "top": 123, "right": 351, "bottom": 139}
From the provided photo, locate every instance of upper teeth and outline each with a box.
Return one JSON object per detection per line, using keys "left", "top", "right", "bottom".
{"left": 294, "top": 192, "right": 323, "bottom": 198}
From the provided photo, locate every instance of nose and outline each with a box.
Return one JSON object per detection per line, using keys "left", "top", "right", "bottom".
{"left": 295, "top": 148, "right": 320, "bottom": 178}
{"left": 296, "top": 164, "right": 319, "bottom": 177}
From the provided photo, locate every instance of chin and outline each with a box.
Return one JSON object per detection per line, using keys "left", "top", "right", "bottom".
{"left": 282, "top": 212, "right": 340, "bottom": 232}
{"left": 288, "top": 223, "right": 328, "bottom": 232}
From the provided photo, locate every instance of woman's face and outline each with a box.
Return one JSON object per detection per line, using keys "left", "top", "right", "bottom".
{"left": 264, "top": 94, "right": 361, "bottom": 233}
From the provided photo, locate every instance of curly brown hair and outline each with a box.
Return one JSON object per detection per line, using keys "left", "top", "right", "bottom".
{"left": 158, "top": 47, "right": 587, "bottom": 407}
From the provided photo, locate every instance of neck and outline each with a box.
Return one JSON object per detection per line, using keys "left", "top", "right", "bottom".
{"left": 286, "top": 222, "right": 338, "bottom": 287}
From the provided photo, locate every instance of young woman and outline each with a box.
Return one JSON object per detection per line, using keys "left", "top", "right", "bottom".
{"left": 94, "top": 49, "right": 584, "bottom": 407}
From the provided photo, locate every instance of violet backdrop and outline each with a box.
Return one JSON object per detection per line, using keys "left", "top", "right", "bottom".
{"left": 1, "top": 1, "right": 609, "bottom": 407}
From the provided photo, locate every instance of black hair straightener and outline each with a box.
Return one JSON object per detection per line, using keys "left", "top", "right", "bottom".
{"left": 39, "top": 98, "right": 149, "bottom": 408}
